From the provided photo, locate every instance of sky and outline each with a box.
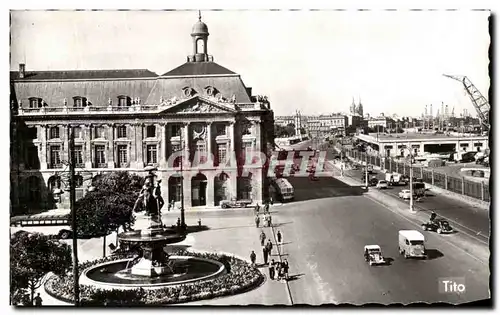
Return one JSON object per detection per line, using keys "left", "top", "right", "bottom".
{"left": 9, "top": 10, "right": 490, "bottom": 117}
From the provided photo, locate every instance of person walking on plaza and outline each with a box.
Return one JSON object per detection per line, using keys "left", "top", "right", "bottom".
{"left": 255, "top": 203, "right": 260, "bottom": 215}
{"left": 250, "top": 250, "right": 256, "bottom": 267}
{"left": 265, "top": 202, "right": 270, "bottom": 214}
{"left": 260, "top": 230, "right": 266, "bottom": 246}
{"left": 267, "top": 213, "right": 273, "bottom": 227}
{"left": 276, "top": 262, "right": 282, "bottom": 281}
{"left": 263, "top": 246, "right": 269, "bottom": 265}
{"left": 255, "top": 215, "right": 260, "bottom": 228}
{"left": 268, "top": 261, "right": 275, "bottom": 280}
{"left": 266, "top": 239, "right": 273, "bottom": 256}
{"left": 283, "top": 258, "right": 289, "bottom": 281}
{"left": 277, "top": 230, "right": 283, "bottom": 246}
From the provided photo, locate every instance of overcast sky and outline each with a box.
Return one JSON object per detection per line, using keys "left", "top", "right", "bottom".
{"left": 10, "top": 10, "right": 490, "bottom": 117}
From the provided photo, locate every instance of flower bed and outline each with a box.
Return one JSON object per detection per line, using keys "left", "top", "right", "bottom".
{"left": 45, "top": 249, "right": 263, "bottom": 305}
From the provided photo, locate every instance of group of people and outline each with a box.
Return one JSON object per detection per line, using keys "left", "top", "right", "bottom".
{"left": 268, "top": 259, "right": 289, "bottom": 282}
{"left": 250, "top": 200, "right": 289, "bottom": 282}
{"left": 254, "top": 201, "right": 273, "bottom": 228}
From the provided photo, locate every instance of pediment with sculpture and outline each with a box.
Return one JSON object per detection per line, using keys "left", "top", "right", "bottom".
{"left": 160, "top": 96, "right": 237, "bottom": 115}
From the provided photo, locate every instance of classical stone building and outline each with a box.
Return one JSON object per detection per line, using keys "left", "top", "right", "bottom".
{"left": 10, "top": 16, "right": 274, "bottom": 214}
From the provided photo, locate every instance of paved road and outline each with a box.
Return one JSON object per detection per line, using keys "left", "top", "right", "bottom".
{"left": 274, "top": 177, "right": 490, "bottom": 305}
{"left": 327, "top": 150, "right": 490, "bottom": 245}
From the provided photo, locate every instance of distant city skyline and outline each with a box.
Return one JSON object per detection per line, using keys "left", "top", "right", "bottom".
{"left": 10, "top": 10, "right": 490, "bottom": 117}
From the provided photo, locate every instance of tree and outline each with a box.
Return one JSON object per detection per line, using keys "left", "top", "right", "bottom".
{"left": 274, "top": 124, "right": 290, "bottom": 138}
{"left": 70, "top": 171, "right": 144, "bottom": 237}
{"left": 300, "top": 127, "right": 307, "bottom": 135}
{"left": 10, "top": 231, "right": 72, "bottom": 305}
{"left": 285, "top": 123, "right": 296, "bottom": 137}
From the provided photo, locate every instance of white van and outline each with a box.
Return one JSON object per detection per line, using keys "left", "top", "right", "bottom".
{"left": 398, "top": 230, "right": 426, "bottom": 259}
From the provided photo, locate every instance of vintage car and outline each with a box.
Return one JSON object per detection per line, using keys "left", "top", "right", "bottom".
{"left": 364, "top": 245, "right": 386, "bottom": 266}
{"left": 376, "top": 180, "right": 389, "bottom": 189}
{"left": 220, "top": 198, "right": 253, "bottom": 209}
{"left": 421, "top": 219, "right": 453, "bottom": 234}
{"left": 398, "top": 189, "right": 412, "bottom": 200}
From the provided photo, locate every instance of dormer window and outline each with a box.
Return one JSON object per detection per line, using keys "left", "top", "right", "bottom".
{"left": 117, "top": 95, "right": 130, "bottom": 107}
{"left": 73, "top": 96, "right": 86, "bottom": 108}
{"left": 182, "top": 87, "right": 196, "bottom": 98}
{"left": 28, "top": 97, "right": 41, "bottom": 108}
{"left": 205, "top": 86, "right": 217, "bottom": 97}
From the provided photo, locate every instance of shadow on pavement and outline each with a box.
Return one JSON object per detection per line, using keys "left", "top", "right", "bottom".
{"left": 287, "top": 273, "right": 305, "bottom": 282}
{"left": 271, "top": 222, "right": 293, "bottom": 228}
{"left": 425, "top": 249, "right": 444, "bottom": 260}
{"left": 383, "top": 257, "right": 395, "bottom": 266}
{"left": 208, "top": 225, "right": 256, "bottom": 231}
{"left": 287, "top": 176, "right": 367, "bottom": 202}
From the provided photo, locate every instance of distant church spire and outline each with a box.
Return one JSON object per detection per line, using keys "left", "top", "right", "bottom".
{"left": 198, "top": 10, "right": 202, "bottom": 21}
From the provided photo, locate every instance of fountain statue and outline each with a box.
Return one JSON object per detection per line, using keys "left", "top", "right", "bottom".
{"left": 80, "top": 168, "right": 225, "bottom": 288}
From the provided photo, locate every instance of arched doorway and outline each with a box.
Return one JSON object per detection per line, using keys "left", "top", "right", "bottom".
{"left": 191, "top": 173, "right": 207, "bottom": 207}
{"left": 48, "top": 175, "right": 63, "bottom": 203}
{"left": 237, "top": 173, "right": 253, "bottom": 200}
{"left": 168, "top": 175, "right": 182, "bottom": 205}
{"left": 26, "top": 176, "right": 41, "bottom": 205}
{"left": 214, "top": 172, "right": 229, "bottom": 206}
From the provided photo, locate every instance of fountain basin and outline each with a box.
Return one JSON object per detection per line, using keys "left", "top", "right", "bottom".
{"left": 80, "top": 256, "right": 226, "bottom": 289}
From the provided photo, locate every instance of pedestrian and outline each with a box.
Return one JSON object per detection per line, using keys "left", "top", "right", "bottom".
{"left": 268, "top": 214, "right": 272, "bottom": 227}
{"left": 266, "top": 239, "right": 273, "bottom": 256}
{"left": 276, "top": 262, "right": 282, "bottom": 280}
{"left": 268, "top": 262, "right": 275, "bottom": 280}
{"left": 259, "top": 230, "right": 266, "bottom": 246}
{"left": 270, "top": 196, "right": 274, "bottom": 205}
{"left": 255, "top": 203, "right": 260, "bottom": 214}
{"left": 255, "top": 215, "right": 260, "bottom": 228}
{"left": 265, "top": 202, "right": 270, "bottom": 214}
{"left": 34, "top": 293, "right": 43, "bottom": 306}
{"left": 250, "top": 250, "right": 256, "bottom": 267}
{"left": 176, "top": 217, "right": 181, "bottom": 227}
{"left": 277, "top": 230, "right": 283, "bottom": 245}
{"left": 283, "top": 258, "right": 289, "bottom": 281}
{"left": 263, "top": 246, "right": 269, "bottom": 265}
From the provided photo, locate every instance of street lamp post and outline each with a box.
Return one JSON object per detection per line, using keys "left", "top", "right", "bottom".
{"left": 180, "top": 127, "right": 186, "bottom": 230}
{"left": 407, "top": 142, "right": 415, "bottom": 213}
{"left": 365, "top": 152, "right": 369, "bottom": 188}
{"left": 68, "top": 127, "right": 80, "bottom": 306}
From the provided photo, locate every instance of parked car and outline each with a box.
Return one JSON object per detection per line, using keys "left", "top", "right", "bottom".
{"left": 376, "top": 180, "right": 389, "bottom": 189}
{"left": 364, "top": 245, "right": 386, "bottom": 266}
{"left": 421, "top": 219, "right": 453, "bottom": 234}
{"left": 398, "top": 189, "right": 412, "bottom": 200}
{"left": 220, "top": 198, "right": 253, "bottom": 209}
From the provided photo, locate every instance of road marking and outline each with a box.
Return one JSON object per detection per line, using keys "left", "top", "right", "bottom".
{"left": 364, "top": 195, "right": 488, "bottom": 266}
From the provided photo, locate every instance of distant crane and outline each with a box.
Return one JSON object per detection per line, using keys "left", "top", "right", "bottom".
{"left": 443, "top": 74, "right": 490, "bottom": 131}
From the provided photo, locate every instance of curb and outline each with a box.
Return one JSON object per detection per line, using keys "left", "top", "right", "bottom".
{"left": 269, "top": 218, "right": 293, "bottom": 305}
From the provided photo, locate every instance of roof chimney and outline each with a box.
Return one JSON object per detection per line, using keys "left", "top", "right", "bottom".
{"left": 19, "top": 63, "right": 25, "bottom": 79}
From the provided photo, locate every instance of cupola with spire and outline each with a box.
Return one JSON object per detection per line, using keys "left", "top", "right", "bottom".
{"left": 188, "top": 11, "right": 213, "bottom": 63}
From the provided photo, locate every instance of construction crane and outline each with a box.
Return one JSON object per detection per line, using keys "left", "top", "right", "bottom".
{"left": 443, "top": 74, "right": 490, "bottom": 131}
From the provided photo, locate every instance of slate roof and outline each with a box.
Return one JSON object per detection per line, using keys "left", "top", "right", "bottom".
{"left": 162, "top": 62, "right": 236, "bottom": 76}
{"left": 145, "top": 76, "right": 251, "bottom": 104}
{"left": 10, "top": 69, "right": 158, "bottom": 81}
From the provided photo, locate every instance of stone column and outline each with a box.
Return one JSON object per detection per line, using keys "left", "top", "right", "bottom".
{"left": 136, "top": 123, "right": 144, "bottom": 168}
{"left": 254, "top": 120, "right": 261, "bottom": 157}
{"left": 229, "top": 121, "right": 235, "bottom": 153}
{"left": 183, "top": 174, "right": 192, "bottom": 208}
{"left": 160, "top": 123, "right": 167, "bottom": 169}
{"left": 107, "top": 123, "right": 115, "bottom": 168}
{"left": 207, "top": 122, "right": 213, "bottom": 167}
{"left": 40, "top": 125, "right": 48, "bottom": 170}
{"left": 85, "top": 124, "right": 93, "bottom": 168}
{"left": 183, "top": 122, "right": 190, "bottom": 167}
{"left": 62, "top": 124, "right": 69, "bottom": 165}
{"left": 206, "top": 171, "right": 215, "bottom": 207}
{"left": 229, "top": 170, "right": 237, "bottom": 200}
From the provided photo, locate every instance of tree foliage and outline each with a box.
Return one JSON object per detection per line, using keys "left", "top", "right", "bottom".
{"left": 10, "top": 230, "right": 72, "bottom": 305}
{"left": 70, "top": 171, "right": 144, "bottom": 237}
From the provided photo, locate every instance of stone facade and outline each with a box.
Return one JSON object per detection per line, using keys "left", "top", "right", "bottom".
{"left": 10, "top": 16, "right": 274, "bottom": 214}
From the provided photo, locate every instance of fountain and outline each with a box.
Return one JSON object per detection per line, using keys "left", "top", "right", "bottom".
{"left": 80, "top": 168, "right": 225, "bottom": 289}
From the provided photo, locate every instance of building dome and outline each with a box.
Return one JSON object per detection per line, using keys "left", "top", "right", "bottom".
{"left": 192, "top": 20, "right": 209, "bottom": 35}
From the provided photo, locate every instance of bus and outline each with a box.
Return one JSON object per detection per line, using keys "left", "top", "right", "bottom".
{"left": 272, "top": 178, "right": 295, "bottom": 202}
